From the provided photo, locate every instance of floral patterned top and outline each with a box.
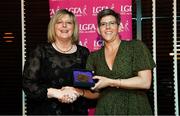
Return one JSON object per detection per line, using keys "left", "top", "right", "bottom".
{"left": 23, "top": 43, "right": 90, "bottom": 115}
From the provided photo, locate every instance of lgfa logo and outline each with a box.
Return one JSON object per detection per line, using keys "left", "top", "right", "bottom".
{"left": 94, "top": 38, "right": 104, "bottom": 50}
{"left": 92, "top": 4, "right": 114, "bottom": 16}
{"left": 120, "top": 5, "right": 132, "bottom": 13}
{"left": 50, "top": 6, "right": 87, "bottom": 17}
{"left": 79, "top": 38, "right": 88, "bottom": 47}
{"left": 79, "top": 24, "right": 96, "bottom": 33}
{"left": 65, "top": 6, "right": 87, "bottom": 16}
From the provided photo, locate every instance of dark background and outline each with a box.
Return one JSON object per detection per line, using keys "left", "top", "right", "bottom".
{"left": 0, "top": 0, "right": 179, "bottom": 115}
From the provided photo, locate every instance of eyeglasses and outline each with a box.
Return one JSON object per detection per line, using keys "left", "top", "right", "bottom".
{"left": 100, "top": 21, "right": 118, "bottom": 28}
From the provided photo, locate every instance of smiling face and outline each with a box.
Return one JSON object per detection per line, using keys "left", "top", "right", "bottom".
{"left": 55, "top": 14, "right": 74, "bottom": 41}
{"left": 98, "top": 15, "right": 121, "bottom": 43}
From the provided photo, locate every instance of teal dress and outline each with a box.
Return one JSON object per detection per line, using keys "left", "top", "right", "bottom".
{"left": 86, "top": 40, "right": 156, "bottom": 115}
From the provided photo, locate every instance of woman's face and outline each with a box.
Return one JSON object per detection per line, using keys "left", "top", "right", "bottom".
{"left": 98, "top": 15, "right": 120, "bottom": 42}
{"left": 55, "top": 14, "right": 74, "bottom": 41}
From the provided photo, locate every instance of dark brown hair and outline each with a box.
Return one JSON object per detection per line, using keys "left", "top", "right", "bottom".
{"left": 97, "top": 9, "right": 121, "bottom": 27}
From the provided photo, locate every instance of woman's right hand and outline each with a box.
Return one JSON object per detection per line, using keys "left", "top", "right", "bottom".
{"left": 48, "top": 87, "right": 81, "bottom": 103}
{"left": 91, "top": 76, "right": 112, "bottom": 91}
{"left": 58, "top": 86, "right": 80, "bottom": 103}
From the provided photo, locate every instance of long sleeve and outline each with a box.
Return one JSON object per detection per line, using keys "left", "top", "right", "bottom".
{"left": 23, "top": 45, "right": 47, "bottom": 101}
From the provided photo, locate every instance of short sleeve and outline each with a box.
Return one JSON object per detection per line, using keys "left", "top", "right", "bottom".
{"left": 132, "top": 40, "right": 156, "bottom": 73}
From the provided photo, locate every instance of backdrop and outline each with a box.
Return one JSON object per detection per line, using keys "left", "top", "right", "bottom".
{"left": 49, "top": 0, "right": 132, "bottom": 51}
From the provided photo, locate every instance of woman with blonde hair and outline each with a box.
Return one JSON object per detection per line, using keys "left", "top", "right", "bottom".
{"left": 23, "top": 9, "right": 98, "bottom": 115}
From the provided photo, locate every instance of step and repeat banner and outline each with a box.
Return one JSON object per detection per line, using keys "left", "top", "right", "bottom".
{"left": 49, "top": 0, "right": 132, "bottom": 51}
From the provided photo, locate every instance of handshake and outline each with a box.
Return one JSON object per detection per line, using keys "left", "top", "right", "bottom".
{"left": 48, "top": 69, "right": 97, "bottom": 103}
{"left": 48, "top": 86, "right": 83, "bottom": 104}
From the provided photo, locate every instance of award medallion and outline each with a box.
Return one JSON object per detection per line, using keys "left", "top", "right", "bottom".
{"left": 73, "top": 69, "right": 95, "bottom": 88}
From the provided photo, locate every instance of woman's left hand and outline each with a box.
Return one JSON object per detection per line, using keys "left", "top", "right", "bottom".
{"left": 91, "top": 76, "right": 111, "bottom": 91}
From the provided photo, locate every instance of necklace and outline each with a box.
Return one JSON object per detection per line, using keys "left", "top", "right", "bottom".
{"left": 54, "top": 43, "right": 73, "bottom": 53}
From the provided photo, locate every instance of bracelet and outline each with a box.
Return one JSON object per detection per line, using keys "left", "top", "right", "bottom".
{"left": 81, "top": 89, "right": 85, "bottom": 96}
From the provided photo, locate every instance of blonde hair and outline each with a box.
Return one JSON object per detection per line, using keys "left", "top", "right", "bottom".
{"left": 47, "top": 9, "right": 79, "bottom": 44}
